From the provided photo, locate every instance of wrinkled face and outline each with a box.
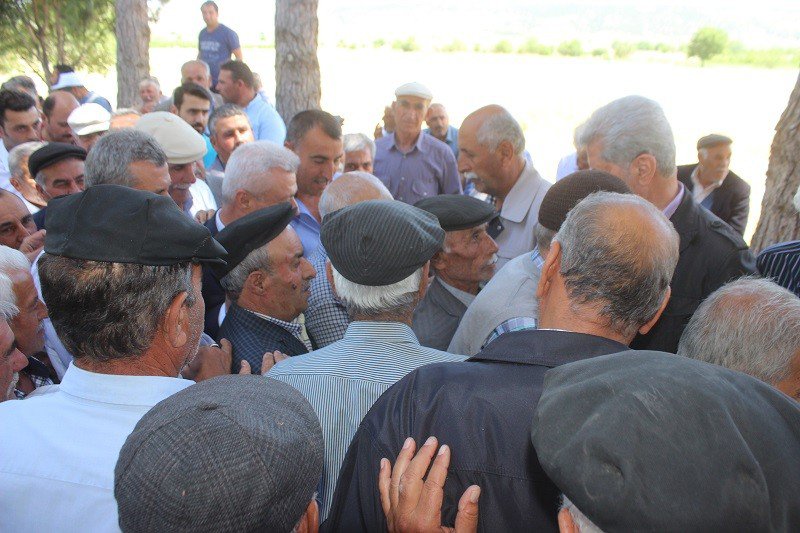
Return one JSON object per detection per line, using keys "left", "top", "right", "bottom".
{"left": 243, "top": 167, "right": 298, "bottom": 214}
{"left": 75, "top": 131, "right": 105, "bottom": 153}
{"left": 586, "top": 139, "right": 637, "bottom": 193}
{"left": 393, "top": 96, "right": 429, "bottom": 138}
{"left": 439, "top": 223, "right": 499, "bottom": 284}
{"left": 168, "top": 162, "right": 196, "bottom": 208}
{"left": 37, "top": 158, "right": 85, "bottom": 200}
{"left": 264, "top": 228, "right": 316, "bottom": 320}
{"left": 211, "top": 114, "right": 254, "bottom": 163}
{"left": 0, "top": 194, "right": 35, "bottom": 249}
{"left": 0, "top": 107, "right": 41, "bottom": 150}
{"left": 139, "top": 83, "right": 161, "bottom": 104}
{"left": 45, "top": 99, "right": 79, "bottom": 143}
{"left": 9, "top": 269, "right": 47, "bottom": 355}
{"left": 201, "top": 4, "right": 218, "bottom": 25}
{"left": 11, "top": 154, "right": 39, "bottom": 196}
{"left": 215, "top": 70, "right": 240, "bottom": 105}
{"left": 177, "top": 94, "right": 211, "bottom": 134}
{"left": 425, "top": 105, "right": 449, "bottom": 138}
{"left": 344, "top": 149, "right": 373, "bottom": 173}
{"left": 457, "top": 119, "right": 503, "bottom": 196}
{"left": 698, "top": 143, "right": 732, "bottom": 183}
{"left": 181, "top": 63, "right": 212, "bottom": 89}
{"left": 0, "top": 320, "right": 27, "bottom": 401}
{"left": 291, "top": 125, "right": 344, "bottom": 197}
{"left": 129, "top": 160, "right": 171, "bottom": 198}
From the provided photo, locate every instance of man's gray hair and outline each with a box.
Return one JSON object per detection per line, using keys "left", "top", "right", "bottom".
{"left": 534, "top": 224, "right": 556, "bottom": 257}
{"left": 554, "top": 191, "right": 679, "bottom": 338}
{"left": 84, "top": 129, "right": 168, "bottom": 188}
{"left": 678, "top": 277, "right": 800, "bottom": 386}
{"left": 476, "top": 108, "right": 525, "bottom": 155}
{"left": 138, "top": 76, "right": 160, "bottom": 91}
{"left": 318, "top": 171, "right": 392, "bottom": 219}
{"left": 578, "top": 95, "right": 676, "bottom": 178}
{"left": 343, "top": 133, "right": 376, "bottom": 158}
{"left": 561, "top": 496, "right": 605, "bottom": 533}
{"left": 332, "top": 265, "right": 422, "bottom": 319}
{"left": 0, "top": 246, "right": 31, "bottom": 308}
{"left": 221, "top": 141, "right": 299, "bottom": 204}
{"left": 220, "top": 244, "right": 272, "bottom": 301}
{"left": 182, "top": 59, "right": 211, "bottom": 77}
{"left": 9, "top": 141, "right": 46, "bottom": 178}
{"left": 0, "top": 271, "right": 19, "bottom": 320}
{"left": 208, "top": 103, "right": 249, "bottom": 137}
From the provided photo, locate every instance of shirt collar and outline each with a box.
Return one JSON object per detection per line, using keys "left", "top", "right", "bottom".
{"left": 690, "top": 165, "right": 725, "bottom": 192}
{"left": 438, "top": 278, "right": 477, "bottom": 307}
{"left": 215, "top": 210, "right": 225, "bottom": 232}
{"left": 58, "top": 363, "right": 193, "bottom": 407}
{"left": 500, "top": 161, "right": 543, "bottom": 223}
{"left": 343, "top": 321, "right": 420, "bottom": 345}
{"left": 245, "top": 93, "right": 261, "bottom": 111}
{"left": 250, "top": 310, "right": 303, "bottom": 337}
{"left": 663, "top": 181, "right": 685, "bottom": 220}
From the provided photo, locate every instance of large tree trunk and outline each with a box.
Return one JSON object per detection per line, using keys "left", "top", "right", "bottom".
{"left": 115, "top": 0, "right": 149, "bottom": 109}
{"left": 274, "top": 0, "right": 320, "bottom": 124}
{"left": 751, "top": 72, "right": 800, "bottom": 252}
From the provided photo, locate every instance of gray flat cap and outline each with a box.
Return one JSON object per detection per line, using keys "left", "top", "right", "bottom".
{"left": 414, "top": 194, "right": 496, "bottom": 232}
{"left": 531, "top": 351, "right": 800, "bottom": 532}
{"left": 115, "top": 375, "right": 324, "bottom": 532}
{"left": 321, "top": 199, "right": 444, "bottom": 286}
{"left": 697, "top": 133, "right": 732, "bottom": 150}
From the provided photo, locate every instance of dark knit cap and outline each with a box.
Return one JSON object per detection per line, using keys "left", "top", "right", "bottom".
{"left": 697, "top": 133, "right": 732, "bottom": 150}
{"left": 537, "top": 170, "right": 631, "bottom": 231}
{"left": 28, "top": 142, "right": 87, "bottom": 177}
{"left": 414, "top": 194, "right": 496, "bottom": 232}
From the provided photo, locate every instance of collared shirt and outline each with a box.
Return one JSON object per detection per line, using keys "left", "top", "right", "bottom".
{"left": 373, "top": 131, "right": 461, "bottom": 205}
{"left": 214, "top": 209, "right": 225, "bottom": 233}
{"left": 689, "top": 165, "right": 725, "bottom": 205}
{"left": 439, "top": 278, "right": 476, "bottom": 308}
{"left": 757, "top": 240, "right": 800, "bottom": 297}
{"left": 245, "top": 94, "right": 287, "bottom": 144}
{"left": 250, "top": 309, "right": 312, "bottom": 351}
{"left": 423, "top": 125, "right": 459, "bottom": 157}
{"left": 268, "top": 321, "right": 466, "bottom": 520}
{"left": 0, "top": 143, "right": 13, "bottom": 194}
{"left": 555, "top": 151, "right": 578, "bottom": 181}
{"left": 31, "top": 251, "right": 72, "bottom": 379}
{"left": 188, "top": 177, "right": 218, "bottom": 216}
{"left": 291, "top": 197, "right": 321, "bottom": 259}
{"left": 305, "top": 244, "right": 350, "bottom": 348}
{"left": 663, "top": 181, "right": 685, "bottom": 220}
{"left": 202, "top": 133, "right": 218, "bottom": 169}
{"left": 494, "top": 161, "right": 552, "bottom": 269}
{"left": 0, "top": 364, "right": 192, "bottom": 532}
{"left": 80, "top": 91, "right": 112, "bottom": 113}
{"left": 14, "top": 355, "right": 54, "bottom": 399}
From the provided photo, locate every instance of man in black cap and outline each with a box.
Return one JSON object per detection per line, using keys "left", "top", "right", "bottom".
{"left": 0, "top": 184, "right": 227, "bottom": 531}
{"left": 411, "top": 194, "right": 498, "bottom": 350}
{"left": 215, "top": 203, "right": 316, "bottom": 372}
{"left": 269, "top": 200, "right": 466, "bottom": 520}
{"left": 325, "top": 192, "right": 679, "bottom": 532}
{"left": 28, "top": 142, "right": 87, "bottom": 229}
{"left": 449, "top": 170, "right": 632, "bottom": 355}
{"left": 115, "top": 375, "right": 324, "bottom": 533}
{"left": 678, "top": 134, "right": 750, "bottom": 235}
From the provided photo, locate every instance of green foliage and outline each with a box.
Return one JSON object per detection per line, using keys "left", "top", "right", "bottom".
{"left": 392, "top": 37, "right": 419, "bottom": 52}
{"left": 687, "top": 27, "right": 729, "bottom": 65}
{"left": 655, "top": 42, "right": 676, "bottom": 53}
{"left": 518, "top": 38, "right": 553, "bottom": 55}
{"left": 373, "top": 38, "right": 385, "bottom": 48}
{"left": 493, "top": 40, "right": 513, "bottom": 54}
{"left": 0, "top": 0, "right": 116, "bottom": 83}
{"left": 473, "top": 43, "right": 483, "bottom": 52}
{"left": 440, "top": 39, "right": 467, "bottom": 53}
{"left": 612, "top": 41, "right": 635, "bottom": 59}
{"left": 592, "top": 48, "right": 609, "bottom": 58}
{"left": 711, "top": 47, "right": 800, "bottom": 68}
{"left": 557, "top": 40, "right": 583, "bottom": 57}
{"left": 636, "top": 41, "right": 655, "bottom": 51}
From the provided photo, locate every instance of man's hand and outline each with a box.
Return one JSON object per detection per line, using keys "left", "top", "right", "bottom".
{"left": 19, "top": 229, "right": 45, "bottom": 263}
{"left": 194, "top": 209, "right": 216, "bottom": 224}
{"left": 182, "top": 339, "right": 233, "bottom": 381}
{"left": 379, "top": 436, "right": 480, "bottom": 533}
{"left": 238, "top": 350, "right": 289, "bottom": 375}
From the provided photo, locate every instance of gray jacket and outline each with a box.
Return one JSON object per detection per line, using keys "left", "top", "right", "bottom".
{"left": 412, "top": 277, "right": 468, "bottom": 351}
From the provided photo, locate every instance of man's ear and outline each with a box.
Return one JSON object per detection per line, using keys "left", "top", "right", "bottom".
{"left": 638, "top": 286, "right": 671, "bottom": 335}
{"left": 284, "top": 139, "right": 295, "bottom": 151}
{"left": 9, "top": 176, "right": 21, "bottom": 189}
{"left": 161, "top": 290, "right": 190, "bottom": 349}
{"left": 244, "top": 269, "right": 267, "bottom": 295}
{"left": 536, "top": 241, "right": 561, "bottom": 301}
{"left": 325, "top": 261, "right": 338, "bottom": 298}
{"left": 497, "top": 139, "right": 516, "bottom": 166}
{"left": 169, "top": 104, "right": 179, "bottom": 115}
{"left": 234, "top": 189, "right": 251, "bottom": 210}
{"left": 417, "top": 261, "right": 431, "bottom": 300}
{"left": 630, "top": 153, "right": 658, "bottom": 185}
{"left": 295, "top": 500, "right": 319, "bottom": 533}
{"left": 557, "top": 507, "right": 578, "bottom": 533}
{"left": 431, "top": 250, "right": 447, "bottom": 273}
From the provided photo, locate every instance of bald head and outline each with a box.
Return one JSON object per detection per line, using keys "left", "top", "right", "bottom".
{"left": 43, "top": 91, "right": 79, "bottom": 144}
{"left": 181, "top": 60, "right": 212, "bottom": 90}
{"left": 425, "top": 103, "right": 450, "bottom": 140}
{"left": 318, "top": 172, "right": 393, "bottom": 219}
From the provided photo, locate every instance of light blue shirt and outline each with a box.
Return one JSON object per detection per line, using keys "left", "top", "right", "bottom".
{"left": 245, "top": 94, "right": 286, "bottom": 144}
{"left": 202, "top": 134, "right": 217, "bottom": 169}
{"left": 423, "top": 125, "right": 459, "bottom": 158}
{"left": 291, "top": 198, "right": 321, "bottom": 259}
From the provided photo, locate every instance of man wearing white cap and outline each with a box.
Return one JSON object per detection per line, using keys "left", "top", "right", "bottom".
{"left": 68, "top": 103, "right": 110, "bottom": 153}
{"left": 134, "top": 112, "right": 217, "bottom": 218}
{"left": 373, "top": 82, "right": 460, "bottom": 205}
{"left": 50, "top": 72, "right": 112, "bottom": 113}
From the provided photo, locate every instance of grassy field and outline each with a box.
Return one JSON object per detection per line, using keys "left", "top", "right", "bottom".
{"left": 70, "top": 47, "right": 800, "bottom": 241}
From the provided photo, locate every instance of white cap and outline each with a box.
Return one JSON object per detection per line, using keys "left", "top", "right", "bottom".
{"left": 51, "top": 72, "right": 84, "bottom": 90}
{"left": 394, "top": 82, "right": 433, "bottom": 101}
{"left": 135, "top": 112, "right": 206, "bottom": 164}
{"left": 68, "top": 103, "right": 111, "bottom": 136}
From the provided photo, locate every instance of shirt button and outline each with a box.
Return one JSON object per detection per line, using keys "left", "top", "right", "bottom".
{"left": 401, "top": 177, "right": 405, "bottom": 181}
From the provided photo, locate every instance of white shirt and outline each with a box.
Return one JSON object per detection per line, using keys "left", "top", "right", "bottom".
{"left": 189, "top": 178, "right": 218, "bottom": 216}
{"left": 0, "top": 143, "right": 15, "bottom": 194}
{"left": 31, "top": 251, "right": 73, "bottom": 379}
{"left": 555, "top": 151, "right": 578, "bottom": 181}
{"left": 689, "top": 165, "right": 726, "bottom": 204}
{"left": 0, "top": 364, "right": 192, "bottom": 532}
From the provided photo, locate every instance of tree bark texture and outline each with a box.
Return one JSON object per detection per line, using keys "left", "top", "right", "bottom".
{"left": 275, "top": 0, "right": 321, "bottom": 124}
{"left": 751, "top": 71, "right": 800, "bottom": 252}
{"left": 115, "top": 0, "right": 150, "bottom": 109}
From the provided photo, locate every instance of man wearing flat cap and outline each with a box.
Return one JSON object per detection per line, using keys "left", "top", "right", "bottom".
{"left": 373, "top": 82, "right": 461, "bottom": 205}
{"left": 269, "top": 200, "right": 466, "bottom": 520}
{"left": 0, "top": 185, "right": 227, "bottom": 531}
{"left": 67, "top": 102, "right": 110, "bottom": 153}
{"left": 411, "top": 194, "right": 498, "bottom": 350}
{"left": 449, "top": 170, "right": 632, "bottom": 355}
{"left": 28, "top": 142, "right": 87, "bottom": 230}
{"left": 115, "top": 375, "right": 325, "bottom": 533}
{"left": 325, "top": 192, "right": 680, "bottom": 531}
{"left": 215, "top": 203, "right": 317, "bottom": 373}
{"left": 678, "top": 134, "right": 750, "bottom": 235}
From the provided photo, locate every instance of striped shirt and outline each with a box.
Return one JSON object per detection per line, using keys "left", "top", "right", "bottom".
{"left": 757, "top": 240, "right": 800, "bottom": 297}
{"left": 268, "top": 321, "right": 466, "bottom": 519}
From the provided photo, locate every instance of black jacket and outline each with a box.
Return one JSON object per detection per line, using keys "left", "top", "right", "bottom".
{"left": 201, "top": 217, "right": 226, "bottom": 338}
{"left": 677, "top": 164, "right": 751, "bottom": 236}
{"left": 323, "top": 330, "right": 629, "bottom": 533}
{"left": 631, "top": 190, "right": 755, "bottom": 353}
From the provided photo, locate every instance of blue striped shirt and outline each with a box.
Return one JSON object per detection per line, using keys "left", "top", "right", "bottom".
{"left": 267, "top": 321, "right": 466, "bottom": 519}
{"left": 757, "top": 240, "right": 800, "bottom": 297}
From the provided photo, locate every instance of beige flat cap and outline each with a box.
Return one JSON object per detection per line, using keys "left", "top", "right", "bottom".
{"left": 135, "top": 111, "right": 206, "bottom": 164}
{"left": 395, "top": 82, "right": 433, "bottom": 100}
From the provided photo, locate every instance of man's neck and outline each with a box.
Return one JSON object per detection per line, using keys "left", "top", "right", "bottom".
{"left": 432, "top": 129, "right": 447, "bottom": 142}
{"left": 495, "top": 156, "right": 527, "bottom": 203}
{"left": 648, "top": 176, "right": 680, "bottom": 212}
{"left": 218, "top": 204, "right": 236, "bottom": 226}
{"left": 394, "top": 130, "right": 421, "bottom": 152}
{"left": 695, "top": 165, "right": 720, "bottom": 188}
{"left": 237, "top": 294, "right": 293, "bottom": 322}
{"left": 296, "top": 192, "right": 321, "bottom": 222}
{"left": 540, "top": 311, "right": 631, "bottom": 347}
{"left": 74, "top": 353, "right": 182, "bottom": 378}
{"left": 437, "top": 273, "right": 480, "bottom": 295}
{"left": 236, "top": 89, "right": 256, "bottom": 108}
{"left": 206, "top": 21, "right": 219, "bottom": 31}
{"left": 351, "top": 312, "right": 414, "bottom": 326}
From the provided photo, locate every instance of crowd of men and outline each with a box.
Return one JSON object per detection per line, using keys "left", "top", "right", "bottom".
{"left": 1, "top": 2, "right": 800, "bottom": 531}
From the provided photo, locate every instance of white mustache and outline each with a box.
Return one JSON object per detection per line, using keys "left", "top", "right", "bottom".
{"left": 486, "top": 254, "right": 498, "bottom": 266}
{"left": 463, "top": 171, "right": 480, "bottom": 182}
{"left": 5, "top": 372, "right": 18, "bottom": 400}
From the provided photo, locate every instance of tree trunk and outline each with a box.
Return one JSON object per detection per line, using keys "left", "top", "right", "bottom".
{"left": 751, "top": 71, "right": 800, "bottom": 253}
{"left": 274, "top": 0, "right": 320, "bottom": 124}
{"left": 114, "top": 0, "right": 149, "bottom": 109}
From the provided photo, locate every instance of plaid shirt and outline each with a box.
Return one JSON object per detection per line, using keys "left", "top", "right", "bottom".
{"left": 304, "top": 244, "right": 350, "bottom": 348}
{"left": 14, "top": 356, "right": 54, "bottom": 400}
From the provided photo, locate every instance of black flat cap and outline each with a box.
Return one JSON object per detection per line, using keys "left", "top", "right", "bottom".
{"left": 538, "top": 170, "right": 631, "bottom": 231}
{"left": 414, "top": 194, "right": 496, "bottom": 232}
{"left": 44, "top": 184, "right": 226, "bottom": 265}
{"left": 28, "top": 142, "right": 87, "bottom": 177}
{"left": 115, "top": 375, "right": 324, "bottom": 533}
{"left": 697, "top": 133, "right": 732, "bottom": 150}
{"left": 321, "top": 199, "right": 444, "bottom": 286}
{"left": 210, "top": 202, "right": 295, "bottom": 280}
{"left": 532, "top": 351, "right": 800, "bottom": 532}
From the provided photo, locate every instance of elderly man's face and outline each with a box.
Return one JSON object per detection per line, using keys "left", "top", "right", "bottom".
{"left": 436, "top": 223, "right": 499, "bottom": 290}
{"left": 177, "top": 94, "right": 211, "bottom": 134}
{"left": 211, "top": 114, "right": 254, "bottom": 163}
{"left": 457, "top": 119, "right": 503, "bottom": 196}
{"left": 0, "top": 320, "right": 27, "bottom": 401}
{"left": 45, "top": 97, "right": 79, "bottom": 144}
{"left": 139, "top": 83, "right": 161, "bottom": 104}
{"left": 128, "top": 160, "right": 171, "bottom": 198}
{"left": 243, "top": 167, "right": 298, "bottom": 214}
{"left": 698, "top": 143, "right": 732, "bottom": 185}
{"left": 8, "top": 269, "right": 47, "bottom": 355}
{"left": 264, "top": 228, "right": 316, "bottom": 320}
{"left": 168, "top": 162, "right": 196, "bottom": 208}
{"left": 0, "top": 107, "right": 41, "bottom": 151}
{"left": 0, "top": 194, "right": 35, "bottom": 249}
{"left": 75, "top": 131, "right": 105, "bottom": 153}
{"left": 10, "top": 154, "right": 43, "bottom": 203}
{"left": 36, "top": 158, "right": 85, "bottom": 200}
{"left": 344, "top": 149, "right": 373, "bottom": 173}
{"left": 425, "top": 105, "right": 449, "bottom": 139}
{"left": 586, "top": 139, "right": 637, "bottom": 192}
{"left": 291, "top": 125, "right": 344, "bottom": 198}
{"left": 182, "top": 63, "right": 212, "bottom": 89}
{"left": 393, "top": 96, "right": 429, "bottom": 138}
